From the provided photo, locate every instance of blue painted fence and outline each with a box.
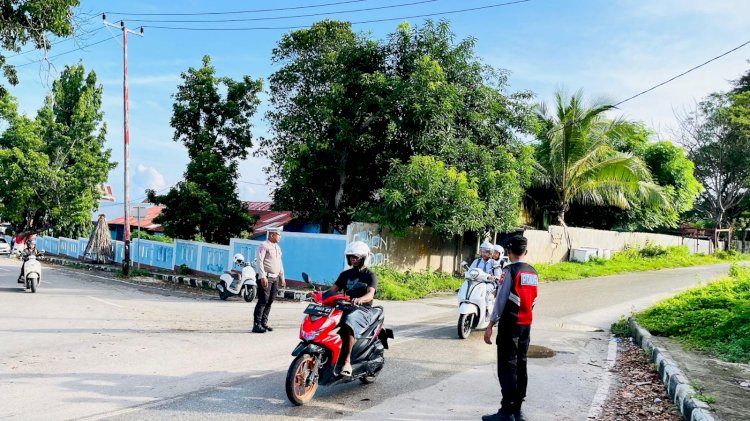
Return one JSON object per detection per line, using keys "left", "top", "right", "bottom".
{"left": 33, "top": 231, "right": 349, "bottom": 283}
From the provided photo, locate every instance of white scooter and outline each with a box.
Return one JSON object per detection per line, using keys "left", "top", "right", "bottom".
{"left": 18, "top": 251, "right": 44, "bottom": 293}
{"left": 216, "top": 258, "right": 257, "bottom": 302}
{"left": 456, "top": 262, "right": 498, "bottom": 339}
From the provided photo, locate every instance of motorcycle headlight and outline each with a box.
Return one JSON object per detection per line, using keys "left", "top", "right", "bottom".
{"left": 302, "top": 318, "right": 334, "bottom": 341}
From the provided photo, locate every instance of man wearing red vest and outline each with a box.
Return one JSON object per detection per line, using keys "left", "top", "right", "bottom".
{"left": 483, "top": 235, "right": 538, "bottom": 421}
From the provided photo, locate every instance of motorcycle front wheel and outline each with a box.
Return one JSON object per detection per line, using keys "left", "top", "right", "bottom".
{"left": 285, "top": 353, "right": 319, "bottom": 406}
{"left": 243, "top": 285, "right": 257, "bottom": 303}
{"left": 29, "top": 277, "right": 38, "bottom": 293}
{"left": 457, "top": 313, "right": 474, "bottom": 339}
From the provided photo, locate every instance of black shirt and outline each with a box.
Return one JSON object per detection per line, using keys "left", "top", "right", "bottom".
{"left": 334, "top": 267, "right": 378, "bottom": 300}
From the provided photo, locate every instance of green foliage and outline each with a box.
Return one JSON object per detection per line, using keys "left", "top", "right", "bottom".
{"left": 371, "top": 265, "right": 462, "bottom": 300}
{"left": 0, "top": 64, "right": 115, "bottom": 238}
{"left": 610, "top": 316, "right": 631, "bottom": 337}
{"left": 115, "top": 268, "right": 151, "bottom": 278}
{"left": 130, "top": 230, "right": 173, "bottom": 243}
{"left": 536, "top": 245, "right": 747, "bottom": 281}
{"left": 148, "top": 56, "right": 262, "bottom": 244}
{"left": 375, "top": 156, "right": 484, "bottom": 237}
{"left": 178, "top": 264, "right": 193, "bottom": 275}
{"left": 261, "top": 20, "right": 534, "bottom": 232}
{"left": 637, "top": 265, "right": 750, "bottom": 363}
{"left": 531, "top": 90, "right": 669, "bottom": 226}
{"left": 0, "top": 0, "right": 79, "bottom": 92}
{"left": 693, "top": 394, "right": 716, "bottom": 405}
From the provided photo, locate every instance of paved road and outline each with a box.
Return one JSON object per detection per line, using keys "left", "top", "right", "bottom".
{"left": 0, "top": 257, "right": 737, "bottom": 420}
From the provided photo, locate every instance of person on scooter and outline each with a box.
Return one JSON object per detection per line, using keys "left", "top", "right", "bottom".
{"left": 18, "top": 237, "right": 40, "bottom": 284}
{"left": 322, "top": 240, "right": 378, "bottom": 377}
{"left": 230, "top": 253, "right": 245, "bottom": 289}
{"left": 491, "top": 244, "right": 506, "bottom": 276}
{"left": 470, "top": 241, "right": 495, "bottom": 274}
{"left": 483, "top": 235, "right": 538, "bottom": 421}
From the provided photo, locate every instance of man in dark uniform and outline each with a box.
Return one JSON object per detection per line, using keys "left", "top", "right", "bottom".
{"left": 483, "top": 235, "right": 538, "bottom": 421}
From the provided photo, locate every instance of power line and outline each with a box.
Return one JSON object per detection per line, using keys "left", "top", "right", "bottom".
{"left": 142, "top": 0, "right": 532, "bottom": 31}
{"left": 5, "top": 26, "right": 106, "bottom": 59}
{"left": 14, "top": 35, "right": 119, "bottom": 68}
{"left": 105, "top": 0, "right": 368, "bottom": 16}
{"left": 613, "top": 38, "right": 750, "bottom": 107}
{"left": 122, "top": 0, "right": 438, "bottom": 24}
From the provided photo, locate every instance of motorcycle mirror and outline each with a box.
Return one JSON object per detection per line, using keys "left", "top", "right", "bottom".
{"left": 461, "top": 261, "right": 468, "bottom": 269}
{"left": 302, "top": 272, "right": 310, "bottom": 284}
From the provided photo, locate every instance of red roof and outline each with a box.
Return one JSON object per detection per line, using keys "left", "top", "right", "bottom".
{"left": 252, "top": 211, "right": 293, "bottom": 235}
{"left": 247, "top": 201, "right": 272, "bottom": 215}
{"left": 108, "top": 205, "right": 166, "bottom": 232}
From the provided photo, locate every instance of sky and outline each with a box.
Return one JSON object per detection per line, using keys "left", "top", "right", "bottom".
{"left": 4, "top": 0, "right": 750, "bottom": 220}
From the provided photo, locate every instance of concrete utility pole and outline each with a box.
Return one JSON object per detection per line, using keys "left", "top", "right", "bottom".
{"left": 102, "top": 15, "right": 143, "bottom": 275}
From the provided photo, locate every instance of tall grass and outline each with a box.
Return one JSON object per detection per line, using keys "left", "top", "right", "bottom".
{"left": 372, "top": 266, "right": 462, "bottom": 301}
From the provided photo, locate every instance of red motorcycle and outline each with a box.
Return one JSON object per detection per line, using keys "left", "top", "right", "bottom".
{"left": 285, "top": 273, "right": 394, "bottom": 406}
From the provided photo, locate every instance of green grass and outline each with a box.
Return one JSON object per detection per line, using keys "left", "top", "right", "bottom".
{"left": 114, "top": 268, "right": 152, "bottom": 278}
{"left": 536, "top": 245, "right": 748, "bottom": 281}
{"left": 635, "top": 265, "right": 750, "bottom": 363}
{"left": 372, "top": 266, "right": 463, "bottom": 301}
{"left": 610, "top": 316, "right": 632, "bottom": 337}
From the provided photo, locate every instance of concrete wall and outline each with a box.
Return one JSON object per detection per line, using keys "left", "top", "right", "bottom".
{"left": 346, "top": 222, "right": 474, "bottom": 273}
{"left": 524, "top": 225, "right": 715, "bottom": 264}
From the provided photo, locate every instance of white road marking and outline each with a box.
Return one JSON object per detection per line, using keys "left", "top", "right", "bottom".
{"left": 586, "top": 337, "right": 618, "bottom": 419}
{"left": 0, "top": 267, "right": 10, "bottom": 271}
{"left": 87, "top": 295, "right": 124, "bottom": 308}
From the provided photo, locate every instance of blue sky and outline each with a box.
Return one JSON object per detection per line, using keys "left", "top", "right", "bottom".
{"left": 4, "top": 0, "right": 750, "bottom": 220}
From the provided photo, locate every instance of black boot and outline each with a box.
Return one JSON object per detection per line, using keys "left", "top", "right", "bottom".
{"left": 482, "top": 410, "right": 514, "bottom": 421}
{"left": 252, "top": 323, "right": 266, "bottom": 333}
{"left": 513, "top": 410, "right": 526, "bottom": 421}
{"left": 261, "top": 324, "right": 273, "bottom": 332}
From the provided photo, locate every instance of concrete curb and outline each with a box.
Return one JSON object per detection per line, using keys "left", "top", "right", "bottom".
{"left": 628, "top": 318, "right": 716, "bottom": 421}
{"left": 44, "top": 256, "right": 308, "bottom": 300}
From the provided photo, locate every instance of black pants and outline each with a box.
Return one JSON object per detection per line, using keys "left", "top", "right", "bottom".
{"left": 496, "top": 324, "right": 531, "bottom": 412}
{"left": 253, "top": 278, "right": 278, "bottom": 326}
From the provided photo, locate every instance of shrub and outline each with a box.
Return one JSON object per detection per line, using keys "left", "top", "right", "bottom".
{"left": 371, "top": 266, "right": 462, "bottom": 301}
{"left": 610, "top": 316, "right": 631, "bottom": 337}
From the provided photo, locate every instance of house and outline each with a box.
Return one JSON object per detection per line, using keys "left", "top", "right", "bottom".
{"left": 108, "top": 205, "right": 165, "bottom": 241}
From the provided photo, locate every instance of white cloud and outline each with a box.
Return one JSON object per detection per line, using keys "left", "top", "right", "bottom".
{"left": 136, "top": 164, "right": 167, "bottom": 192}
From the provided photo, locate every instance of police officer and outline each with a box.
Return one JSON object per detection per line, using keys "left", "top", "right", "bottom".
{"left": 252, "top": 227, "right": 286, "bottom": 333}
{"left": 483, "top": 235, "right": 538, "bottom": 421}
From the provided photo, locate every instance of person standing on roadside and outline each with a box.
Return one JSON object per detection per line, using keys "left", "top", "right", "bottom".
{"left": 252, "top": 227, "right": 286, "bottom": 333}
{"left": 482, "top": 235, "right": 538, "bottom": 421}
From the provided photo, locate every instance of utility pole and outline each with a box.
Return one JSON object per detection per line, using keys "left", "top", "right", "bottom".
{"left": 103, "top": 15, "right": 143, "bottom": 275}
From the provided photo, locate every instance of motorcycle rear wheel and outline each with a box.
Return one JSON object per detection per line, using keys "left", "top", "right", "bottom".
{"left": 457, "top": 313, "right": 474, "bottom": 339}
{"left": 217, "top": 283, "right": 230, "bottom": 301}
{"left": 285, "top": 353, "right": 319, "bottom": 406}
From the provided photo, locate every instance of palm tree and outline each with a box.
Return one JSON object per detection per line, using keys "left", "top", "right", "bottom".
{"left": 533, "top": 90, "right": 668, "bottom": 229}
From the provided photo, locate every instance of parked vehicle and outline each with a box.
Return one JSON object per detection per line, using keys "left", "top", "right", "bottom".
{"left": 216, "top": 253, "right": 257, "bottom": 302}
{"left": 456, "top": 262, "right": 497, "bottom": 339}
{"left": 0, "top": 238, "right": 10, "bottom": 255}
{"left": 18, "top": 250, "right": 44, "bottom": 293}
{"left": 285, "top": 272, "right": 394, "bottom": 406}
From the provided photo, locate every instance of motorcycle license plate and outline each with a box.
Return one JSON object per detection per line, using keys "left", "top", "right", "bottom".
{"left": 304, "top": 304, "right": 333, "bottom": 317}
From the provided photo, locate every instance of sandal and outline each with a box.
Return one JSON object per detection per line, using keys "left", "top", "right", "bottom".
{"left": 341, "top": 363, "right": 352, "bottom": 377}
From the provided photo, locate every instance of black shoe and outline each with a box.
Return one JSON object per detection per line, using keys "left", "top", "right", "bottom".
{"left": 261, "top": 324, "right": 273, "bottom": 332}
{"left": 482, "top": 411, "right": 513, "bottom": 421}
{"left": 252, "top": 324, "right": 267, "bottom": 333}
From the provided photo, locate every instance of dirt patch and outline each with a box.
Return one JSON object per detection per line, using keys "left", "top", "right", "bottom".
{"left": 656, "top": 336, "right": 750, "bottom": 421}
{"left": 598, "top": 339, "right": 681, "bottom": 420}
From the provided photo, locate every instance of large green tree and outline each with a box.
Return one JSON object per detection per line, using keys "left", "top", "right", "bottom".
{"left": 261, "top": 20, "right": 534, "bottom": 233}
{"left": 0, "top": 64, "right": 114, "bottom": 237}
{"left": 0, "top": 0, "right": 80, "bottom": 93}
{"left": 148, "top": 56, "right": 262, "bottom": 244}
{"left": 531, "top": 90, "right": 668, "bottom": 228}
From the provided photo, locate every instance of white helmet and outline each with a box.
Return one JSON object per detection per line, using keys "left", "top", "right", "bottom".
{"left": 493, "top": 244, "right": 505, "bottom": 255}
{"left": 233, "top": 253, "right": 245, "bottom": 264}
{"left": 345, "top": 241, "right": 370, "bottom": 259}
{"left": 480, "top": 241, "right": 494, "bottom": 252}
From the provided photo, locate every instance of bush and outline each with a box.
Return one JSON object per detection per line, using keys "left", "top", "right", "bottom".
{"left": 610, "top": 316, "right": 631, "bottom": 337}
{"left": 115, "top": 268, "right": 152, "bottom": 278}
{"left": 178, "top": 264, "right": 193, "bottom": 275}
{"left": 636, "top": 265, "right": 750, "bottom": 363}
{"left": 371, "top": 266, "right": 462, "bottom": 301}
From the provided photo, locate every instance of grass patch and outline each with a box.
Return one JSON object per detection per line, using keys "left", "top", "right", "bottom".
{"left": 115, "top": 268, "right": 152, "bottom": 278}
{"left": 536, "top": 245, "right": 748, "bottom": 281}
{"left": 372, "top": 266, "right": 462, "bottom": 301}
{"left": 635, "top": 265, "right": 750, "bottom": 363}
{"left": 610, "top": 316, "right": 631, "bottom": 337}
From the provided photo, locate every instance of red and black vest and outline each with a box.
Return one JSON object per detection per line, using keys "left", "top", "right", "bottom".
{"left": 500, "top": 262, "right": 539, "bottom": 326}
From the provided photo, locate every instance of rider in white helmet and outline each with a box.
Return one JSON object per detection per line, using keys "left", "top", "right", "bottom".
{"left": 323, "top": 240, "right": 379, "bottom": 377}
{"left": 230, "top": 253, "right": 245, "bottom": 288}
{"left": 470, "top": 240, "right": 495, "bottom": 274}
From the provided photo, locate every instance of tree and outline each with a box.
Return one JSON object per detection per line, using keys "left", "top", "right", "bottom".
{"left": 0, "top": 0, "right": 80, "bottom": 94}
{"left": 531, "top": 90, "right": 668, "bottom": 228}
{"left": 261, "top": 20, "right": 534, "bottom": 233}
{"left": 0, "top": 64, "right": 115, "bottom": 238}
{"left": 147, "top": 56, "right": 262, "bottom": 244}
{"left": 679, "top": 92, "right": 750, "bottom": 230}
{"left": 374, "top": 156, "right": 485, "bottom": 237}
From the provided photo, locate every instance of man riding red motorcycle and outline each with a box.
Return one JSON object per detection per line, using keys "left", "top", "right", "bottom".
{"left": 284, "top": 241, "right": 393, "bottom": 406}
